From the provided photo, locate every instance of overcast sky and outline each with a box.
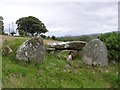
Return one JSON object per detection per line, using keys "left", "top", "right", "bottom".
{"left": 0, "top": 0, "right": 118, "bottom": 36}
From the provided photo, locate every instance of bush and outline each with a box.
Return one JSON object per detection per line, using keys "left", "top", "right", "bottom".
{"left": 18, "top": 30, "right": 26, "bottom": 36}
{"left": 40, "top": 34, "right": 46, "bottom": 39}
{"left": 99, "top": 32, "right": 120, "bottom": 62}
{"left": 79, "top": 35, "right": 93, "bottom": 42}
{"left": 52, "top": 35, "right": 56, "bottom": 40}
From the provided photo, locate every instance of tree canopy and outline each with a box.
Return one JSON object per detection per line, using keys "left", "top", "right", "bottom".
{"left": 0, "top": 16, "right": 4, "bottom": 35}
{"left": 16, "top": 16, "right": 48, "bottom": 36}
{"left": 0, "top": 16, "right": 3, "bottom": 20}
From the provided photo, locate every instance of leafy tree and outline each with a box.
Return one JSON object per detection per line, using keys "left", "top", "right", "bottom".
{"left": 46, "top": 36, "right": 50, "bottom": 39}
{"left": 0, "top": 16, "right": 4, "bottom": 34}
{"left": 16, "top": 16, "right": 48, "bottom": 36}
{"left": 99, "top": 32, "right": 120, "bottom": 62}
{"left": 52, "top": 35, "right": 56, "bottom": 40}
{"left": 40, "top": 34, "right": 46, "bottom": 39}
{"left": 18, "top": 30, "right": 26, "bottom": 36}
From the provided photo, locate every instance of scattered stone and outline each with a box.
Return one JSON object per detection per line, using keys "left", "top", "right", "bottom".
{"left": 105, "top": 70, "right": 109, "bottom": 73}
{"left": 46, "top": 48, "right": 55, "bottom": 53}
{"left": 66, "top": 54, "right": 73, "bottom": 61}
{"left": 66, "top": 58, "right": 73, "bottom": 66}
{"left": 66, "top": 50, "right": 79, "bottom": 60}
{"left": 98, "top": 68, "right": 103, "bottom": 73}
{"left": 2, "top": 45, "right": 12, "bottom": 56}
{"left": 16, "top": 36, "right": 45, "bottom": 64}
{"left": 63, "top": 69, "right": 67, "bottom": 72}
{"left": 116, "top": 72, "right": 118, "bottom": 74}
{"left": 49, "top": 41, "right": 87, "bottom": 50}
{"left": 82, "top": 39, "right": 108, "bottom": 66}
{"left": 92, "top": 70, "right": 95, "bottom": 73}
{"left": 112, "top": 60, "right": 116, "bottom": 64}
{"left": 64, "top": 64, "right": 71, "bottom": 72}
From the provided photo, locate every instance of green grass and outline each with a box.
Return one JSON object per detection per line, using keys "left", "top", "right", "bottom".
{"left": 2, "top": 38, "right": 119, "bottom": 88}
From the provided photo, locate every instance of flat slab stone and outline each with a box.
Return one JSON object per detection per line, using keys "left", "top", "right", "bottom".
{"left": 49, "top": 41, "right": 87, "bottom": 50}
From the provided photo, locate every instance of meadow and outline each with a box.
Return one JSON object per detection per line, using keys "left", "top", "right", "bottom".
{"left": 1, "top": 35, "right": 119, "bottom": 88}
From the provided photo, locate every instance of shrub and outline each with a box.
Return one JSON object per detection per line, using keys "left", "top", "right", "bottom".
{"left": 40, "top": 34, "right": 46, "bottom": 39}
{"left": 18, "top": 30, "right": 26, "bottom": 36}
{"left": 52, "top": 35, "right": 56, "bottom": 40}
{"left": 99, "top": 32, "right": 120, "bottom": 62}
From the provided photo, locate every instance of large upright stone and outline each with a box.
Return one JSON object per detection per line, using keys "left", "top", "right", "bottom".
{"left": 82, "top": 39, "right": 108, "bottom": 66}
{"left": 16, "top": 37, "right": 45, "bottom": 64}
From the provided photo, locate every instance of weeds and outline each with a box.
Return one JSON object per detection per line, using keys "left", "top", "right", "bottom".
{"left": 2, "top": 37, "right": 119, "bottom": 88}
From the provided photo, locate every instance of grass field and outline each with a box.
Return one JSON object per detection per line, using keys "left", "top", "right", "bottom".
{"left": 1, "top": 35, "right": 119, "bottom": 88}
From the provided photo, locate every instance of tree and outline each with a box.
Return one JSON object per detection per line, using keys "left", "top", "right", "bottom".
{"left": 40, "top": 34, "right": 46, "bottom": 39}
{"left": 46, "top": 36, "right": 50, "bottom": 39}
{"left": 79, "top": 35, "right": 93, "bottom": 42}
{"left": 99, "top": 32, "right": 120, "bottom": 62}
{"left": 0, "top": 16, "right": 4, "bottom": 35}
{"left": 16, "top": 16, "right": 48, "bottom": 36}
{"left": 18, "top": 30, "right": 26, "bottom": 36}
{"left": 52, "top": 35, "right": 56, "bottom": 40}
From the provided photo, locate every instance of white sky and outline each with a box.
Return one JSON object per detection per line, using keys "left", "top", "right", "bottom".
{"left": 0, "top": 0, "right": 119, "bottom": 36}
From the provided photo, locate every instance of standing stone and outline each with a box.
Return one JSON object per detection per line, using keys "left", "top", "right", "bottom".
{"left": 82, "top": 39, "right": 108, "bottom": 66}
{"left": 16, "top": 37, "right": 45, "bottom": 64}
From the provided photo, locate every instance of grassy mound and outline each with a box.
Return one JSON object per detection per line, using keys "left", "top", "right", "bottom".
{"left": 2, "top": 36, "right": 119, "bottom": 88}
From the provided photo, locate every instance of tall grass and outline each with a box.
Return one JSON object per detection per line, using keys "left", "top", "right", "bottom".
{"left": 2, "top": 38, "right": 119, "bottom": 88}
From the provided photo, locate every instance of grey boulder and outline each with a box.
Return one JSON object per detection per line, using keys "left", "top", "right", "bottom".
{"left": 16, "top": 37, "right": 45, "bottom": 64}
{"left": 82, "top": 39, "right": 108, "bottom": 66}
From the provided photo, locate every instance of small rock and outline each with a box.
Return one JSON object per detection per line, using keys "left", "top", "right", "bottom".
{"left": 63, "top": 70, "right": 66, "bottom": 72}
{"left": 116, "top": 72, "right": 118, "bottom": 74}
{"left": 105, "top": 70, "right": 109, "bottom": 73}
{"left": 46, "top": 48, "right": 55, "bottom": 53}
{"left": 64, "top": 64, "right": 71, "bottom": 72}
{"left": 2, "top": 45, "right": 12, "bottom": 56}
{"left": 112, "top": 60, "right": 116, "bottom": 64}
{"left": 66, "top": 54, "right": 73, "bottom": 61}
{"left": 98, "top": 68, "right": 103, "bottom": 73}
{"left": 66, "top": 50, "right": 79, "bottom": 60}
{"left": 92, "top": 70, "right": 95, "bottom": 73}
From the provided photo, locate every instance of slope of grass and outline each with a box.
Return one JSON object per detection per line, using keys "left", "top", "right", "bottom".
{"left": 2, "top": 36, "right": 119, "bottom": 88}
